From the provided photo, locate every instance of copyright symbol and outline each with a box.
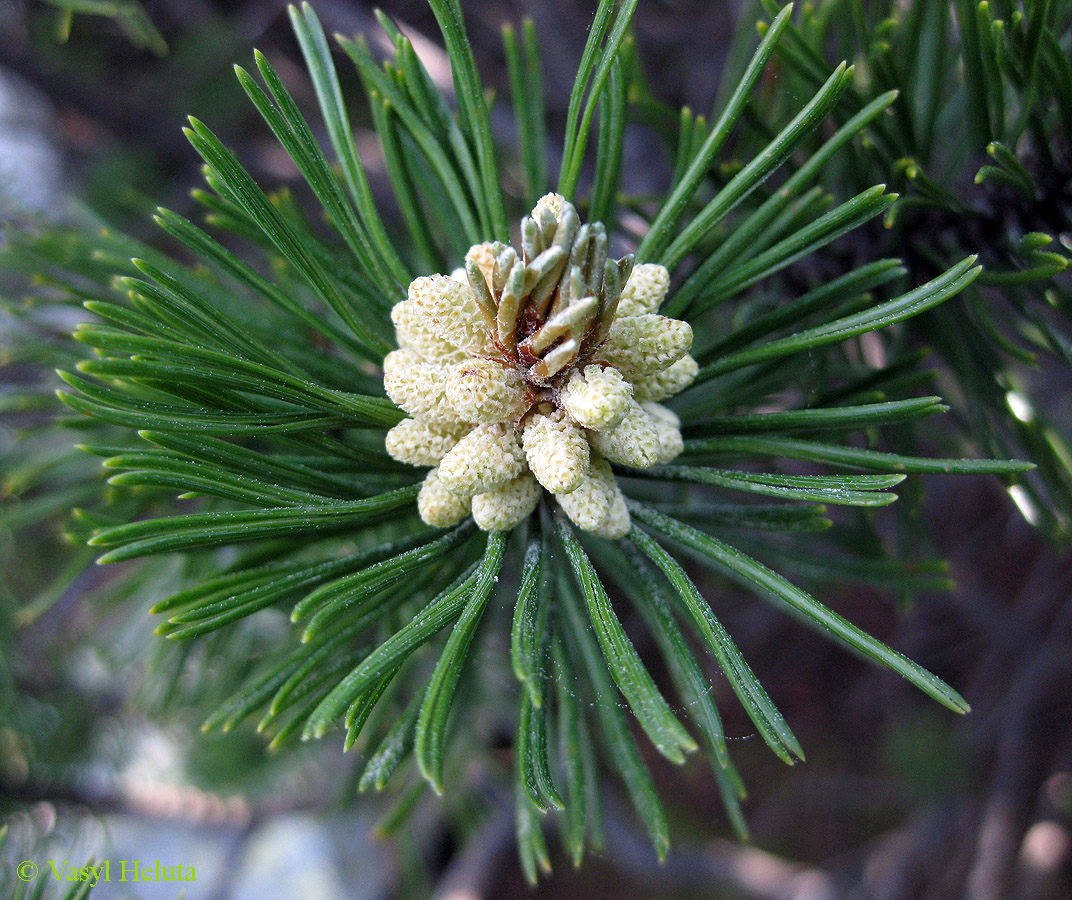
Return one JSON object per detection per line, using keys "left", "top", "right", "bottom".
{"left": 17, "top": 861, "right": 38, "bottom": 881}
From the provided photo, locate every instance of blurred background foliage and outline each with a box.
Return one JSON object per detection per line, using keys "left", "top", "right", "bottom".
{"left": 1, "top": 1, "right": 1070, "bottom": 899}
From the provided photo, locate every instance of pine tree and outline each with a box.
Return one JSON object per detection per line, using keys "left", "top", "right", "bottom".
{"left": 1, "top": 1, "right": 1068, "bottom": 894}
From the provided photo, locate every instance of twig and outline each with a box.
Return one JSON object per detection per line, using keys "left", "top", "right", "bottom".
{"left": 604, "top": 809, "right": 843, "bottom": 900}
{"left": 431, "top": 799, "right": 515, "bottom": 900}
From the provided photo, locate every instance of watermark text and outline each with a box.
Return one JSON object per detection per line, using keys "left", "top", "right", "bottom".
{"left": 16, "top": 859, "right": 196, "bottom": 886}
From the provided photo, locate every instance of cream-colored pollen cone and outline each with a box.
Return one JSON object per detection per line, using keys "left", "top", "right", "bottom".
{"left": 384, "top": 197, "right": 688, "bottom": 536}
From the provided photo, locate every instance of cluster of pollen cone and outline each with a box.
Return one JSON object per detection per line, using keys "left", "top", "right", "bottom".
{"left": 383, "top": 193, "right": 698, "bottom": 537}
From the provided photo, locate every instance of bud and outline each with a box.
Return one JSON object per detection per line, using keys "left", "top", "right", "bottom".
{"left": 632, "top": 355, "right": 699, "bottom": 402}
{"left": 437, "top": 423, "right": 526, "bottom": 496}
{"left": 555, "top": 457, "right": 629, "bottom": 537}
{"left": 383, "top": 350, "right": 461, "bottom": 426}
{"left": 465, "top": 241, "right": 498, "bottom": 287}
{"left": 591, "top": 479, "right": 631, "bottom": 539}
{"left": 386, "top": 418, "right": 468, "bottom": 466}
{"left": 532, "top": 192, "right": 568, "bottom": 222}
{"left": 522, "top": 409, "right": 590, "bottom": 494}
{"left": 588, "top": 400, "right": 663, "bottom": 468}
{"left": 472, "top": 474, "right": 542, "bottom": 531}
{"left": 418, "top": 467, "right": 472, "bottom": 527}
{"left": 616, "top": 263, "right": 670, "bottom": 317}
{"left": 408, "top": 274, "right": 496, "bottom": 357}
{"left": 559, "top": 365, "right": 633, "bottom": 431}
{"left": 445, "top": 359, "right": 529, "bottom": 424}
{"left": 555, "top": 456, "right": 615, "bottom": 531}
{"left": 391, "top": 299, "right": 468, "bottom": 363}
{"left": 642, "top": 402, "right": 684, "bottom": 464}
{"left": 597, "top": 315, "right": 693, "bottom": 377}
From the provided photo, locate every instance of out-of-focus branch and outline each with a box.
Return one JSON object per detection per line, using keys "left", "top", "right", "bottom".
{"left": 605, "top": 810, "right": 842, "bottom": 900}
{"left": 966, "top": 623, "right": 1072, "bottom": 900}
{"left": 432, "top": 794, "right": 515, "bottom": 900}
